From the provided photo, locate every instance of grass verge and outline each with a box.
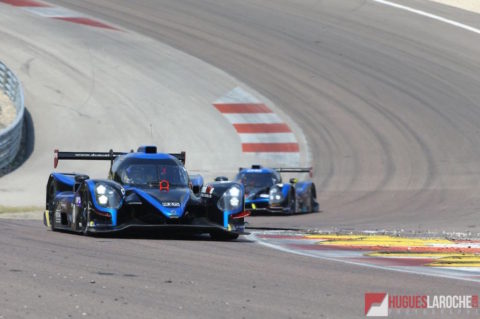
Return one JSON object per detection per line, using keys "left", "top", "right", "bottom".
{"left": 0, "top": 205, "right": 43, "bottom": 214}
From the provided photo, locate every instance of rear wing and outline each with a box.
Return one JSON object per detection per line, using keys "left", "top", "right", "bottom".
{"left": 54, "top": 150, "right": 126, "bottom": 168}
{"left": 170, "top": 152, "right": 186, "bottom": 165}
{"left": 239, "top": 165, "right": 313, "bottom": 177}
{"left": 273, "top": 167, "right": 313, "bottom": 178}
{"left": 54, "top": 149, "right": 186, "bottom": 168}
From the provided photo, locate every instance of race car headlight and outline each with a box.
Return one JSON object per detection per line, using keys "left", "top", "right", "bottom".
{"left": 217, "top": 185, "right": 242, "bottom": 212}
{"left": 94, "top": 183, "right": 123, "bottom": 209}
{"left": 98, "top": 195, "right": 109, "bottom": 205}
{"left": 269, "top": 187, "right": 283, "bottom": 203}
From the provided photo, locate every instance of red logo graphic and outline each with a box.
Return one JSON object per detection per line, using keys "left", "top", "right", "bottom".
{"left": 159, "top": 180, "right": 170, "bottom": 192}
{"left": 365, "top": 293, "right": 389, "bottom": 317}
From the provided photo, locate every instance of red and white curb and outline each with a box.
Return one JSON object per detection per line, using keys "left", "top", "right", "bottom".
{"left": 0, "top": 0, "right": 118, "bottom": 30}
{"left": 214, "top": 87, "right": 300, "bottom": 154}
{"left": 249, "top": 231, "right": 480, "bottom": 283}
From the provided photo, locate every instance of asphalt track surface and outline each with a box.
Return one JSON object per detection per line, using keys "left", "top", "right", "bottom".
{"left": 1, "top": 0, "right": 480, "bottom": 318}
{"left": 42, "top": 0, "right": 480, "bottom": 233}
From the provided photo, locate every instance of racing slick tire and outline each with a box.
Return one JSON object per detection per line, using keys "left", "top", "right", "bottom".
{"left": 310, "top": 184, "right": 319, "bottom": 213}
{"left": 44, "top": 204, "right": 56, "bottom": 231}
{"left": 79, "top": 187, "right": 91, "bottom": 235}
{"left": 287, "top": 190, "right": 296, "bottom": 215}
{"left": 306, "top": 187, "right": 313, "bottom": 213}
{"left": 46, "top": 182, "right": 57, "bottom": 231}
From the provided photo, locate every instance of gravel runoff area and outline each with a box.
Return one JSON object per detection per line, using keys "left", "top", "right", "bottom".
{"left": 430, "top": 0, "right": 480, "bottom": 13}
{"left": 0, "top": 90, "right": 16, "bottom": 130}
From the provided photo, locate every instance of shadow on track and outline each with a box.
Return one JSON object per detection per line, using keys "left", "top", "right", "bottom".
{"left": 52, "top": 228, "right": 254, "bottom": 243}
{"left": 248, "top": 210, "right": 322, "bottom": 217}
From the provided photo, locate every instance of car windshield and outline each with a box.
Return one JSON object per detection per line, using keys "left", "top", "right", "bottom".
{"left": 235, "top": 172, "right": 278, "bottom": 192}
{"left": 121, "top": 164, "right": 188, "bottom": 187}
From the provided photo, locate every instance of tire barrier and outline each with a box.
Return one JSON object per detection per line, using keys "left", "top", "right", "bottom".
{"left": 0, "top": 60, "right": 24, "bottom": 170}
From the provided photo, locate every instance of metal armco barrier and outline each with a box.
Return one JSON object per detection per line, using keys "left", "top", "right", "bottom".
{"left": 0, "top": 60, "right": 24, "bottom": 170}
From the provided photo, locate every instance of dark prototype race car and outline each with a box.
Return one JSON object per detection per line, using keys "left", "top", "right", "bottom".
{"left": 236, "top": 165, "right": 319, "bottom": 215}
{"left": 43, "top": 146, "right": 249, "bottom": 240}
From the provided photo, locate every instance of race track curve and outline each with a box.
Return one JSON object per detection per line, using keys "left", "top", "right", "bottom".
{"left": 1, "top": 0, "right": 480, "bottom": 318}
{"left": 47, "top": 0, "right": 480, "bottom": 233}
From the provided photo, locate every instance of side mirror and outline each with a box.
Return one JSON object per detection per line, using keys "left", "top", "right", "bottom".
{"left": 189, "top": 174, "right": 204, "bottom": 194}
{"left": 289, "top": 178, "right": 298, "bottom": 184}
{"left": 74, "top": 174, "right": 89, "bottom": 192}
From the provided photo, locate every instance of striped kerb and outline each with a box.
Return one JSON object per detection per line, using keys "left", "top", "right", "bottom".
{"left": 214, "top": 87, "right": 299, "bottom": 153}
{"left": 0, "top": 0, "right": 118, "bottom": 30}
{"left": 0, "top": 0, "right": 47, "bottom": 6}
{"left": 53, "top": 17, "right": 118, "bottom": 30}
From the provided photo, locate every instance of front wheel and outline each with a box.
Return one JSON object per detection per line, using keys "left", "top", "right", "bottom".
{"left": 286, "top": 191, "right": 296, "bottom": 215}
{"left": 305, "top": 188, "right": 313, "bottom": 212}
{"left": 79, "top": 205, "right": 89, "bottom": 235}
{"left": 45, "top": 181, "right": 57, "bottom": 231}
{"left": 78, "top": 187, "right": 91, "bottom": 235}
{"left": 47, "top": 201, "right": 57, "bottom": 231}
{"left": 44, "top": 205, "right": 55, "bottom": 231}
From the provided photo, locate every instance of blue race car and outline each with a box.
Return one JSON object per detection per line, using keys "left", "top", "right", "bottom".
{"left": 43, "top": 145, "right": 248, "bottom": 240}
{"left": 235, "top": 165, "right": 319, "bottom": 215}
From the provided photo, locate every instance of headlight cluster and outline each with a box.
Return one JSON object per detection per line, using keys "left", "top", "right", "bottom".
{"left": 94, "top": 183, "right": 123, "bottom": 208}
{"left": 217, "top": 185, "right": 242, "bottom": 212}
{"left": 269, "top": 187, "right": 283, "bottom": 203}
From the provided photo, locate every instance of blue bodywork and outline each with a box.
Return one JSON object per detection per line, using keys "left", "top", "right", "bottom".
{"left": 45, "top": 146, "right": 247, "bottom": 239}
{"left": 236, "top": 166, "right": 318, "bottom": 214}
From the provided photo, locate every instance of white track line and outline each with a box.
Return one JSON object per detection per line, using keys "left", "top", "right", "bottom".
{"left": 223, "top": 113, "right": 283, "bottom": 124}
{"left": 373, "top": 0, "right": 480, "bottom": 35}
{"left": 24, "top": 7, "right": 83, "bottom": 18}
{"left": 238, "top": 133, "right": 297, "bottom": 143}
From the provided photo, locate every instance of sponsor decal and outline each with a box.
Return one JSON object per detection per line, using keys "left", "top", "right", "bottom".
{"left": 365, "top": 293, "right": 479, "bottom": 317}
{"left": 55, "top": 210, "right": 61, "bottom": 223}
{"left": 201, "top": 185, "right": 214, "bottom": 198}
{"left": 75, "top": 196, "right": 82, "bottom": 207}
{"left": 161, "top": 201, "right": 180, "bottom": 207}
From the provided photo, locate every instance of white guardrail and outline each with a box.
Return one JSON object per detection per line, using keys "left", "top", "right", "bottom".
{"left": 0, "top": 60, "right": 24, "bottom": 170}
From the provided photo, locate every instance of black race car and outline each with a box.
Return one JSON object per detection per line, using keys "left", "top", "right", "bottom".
{"left": 43, "top": 145, "right": 248, "bottom": 240}
{"left": 235, "top": 165, "right": 319, "bottom": 214}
